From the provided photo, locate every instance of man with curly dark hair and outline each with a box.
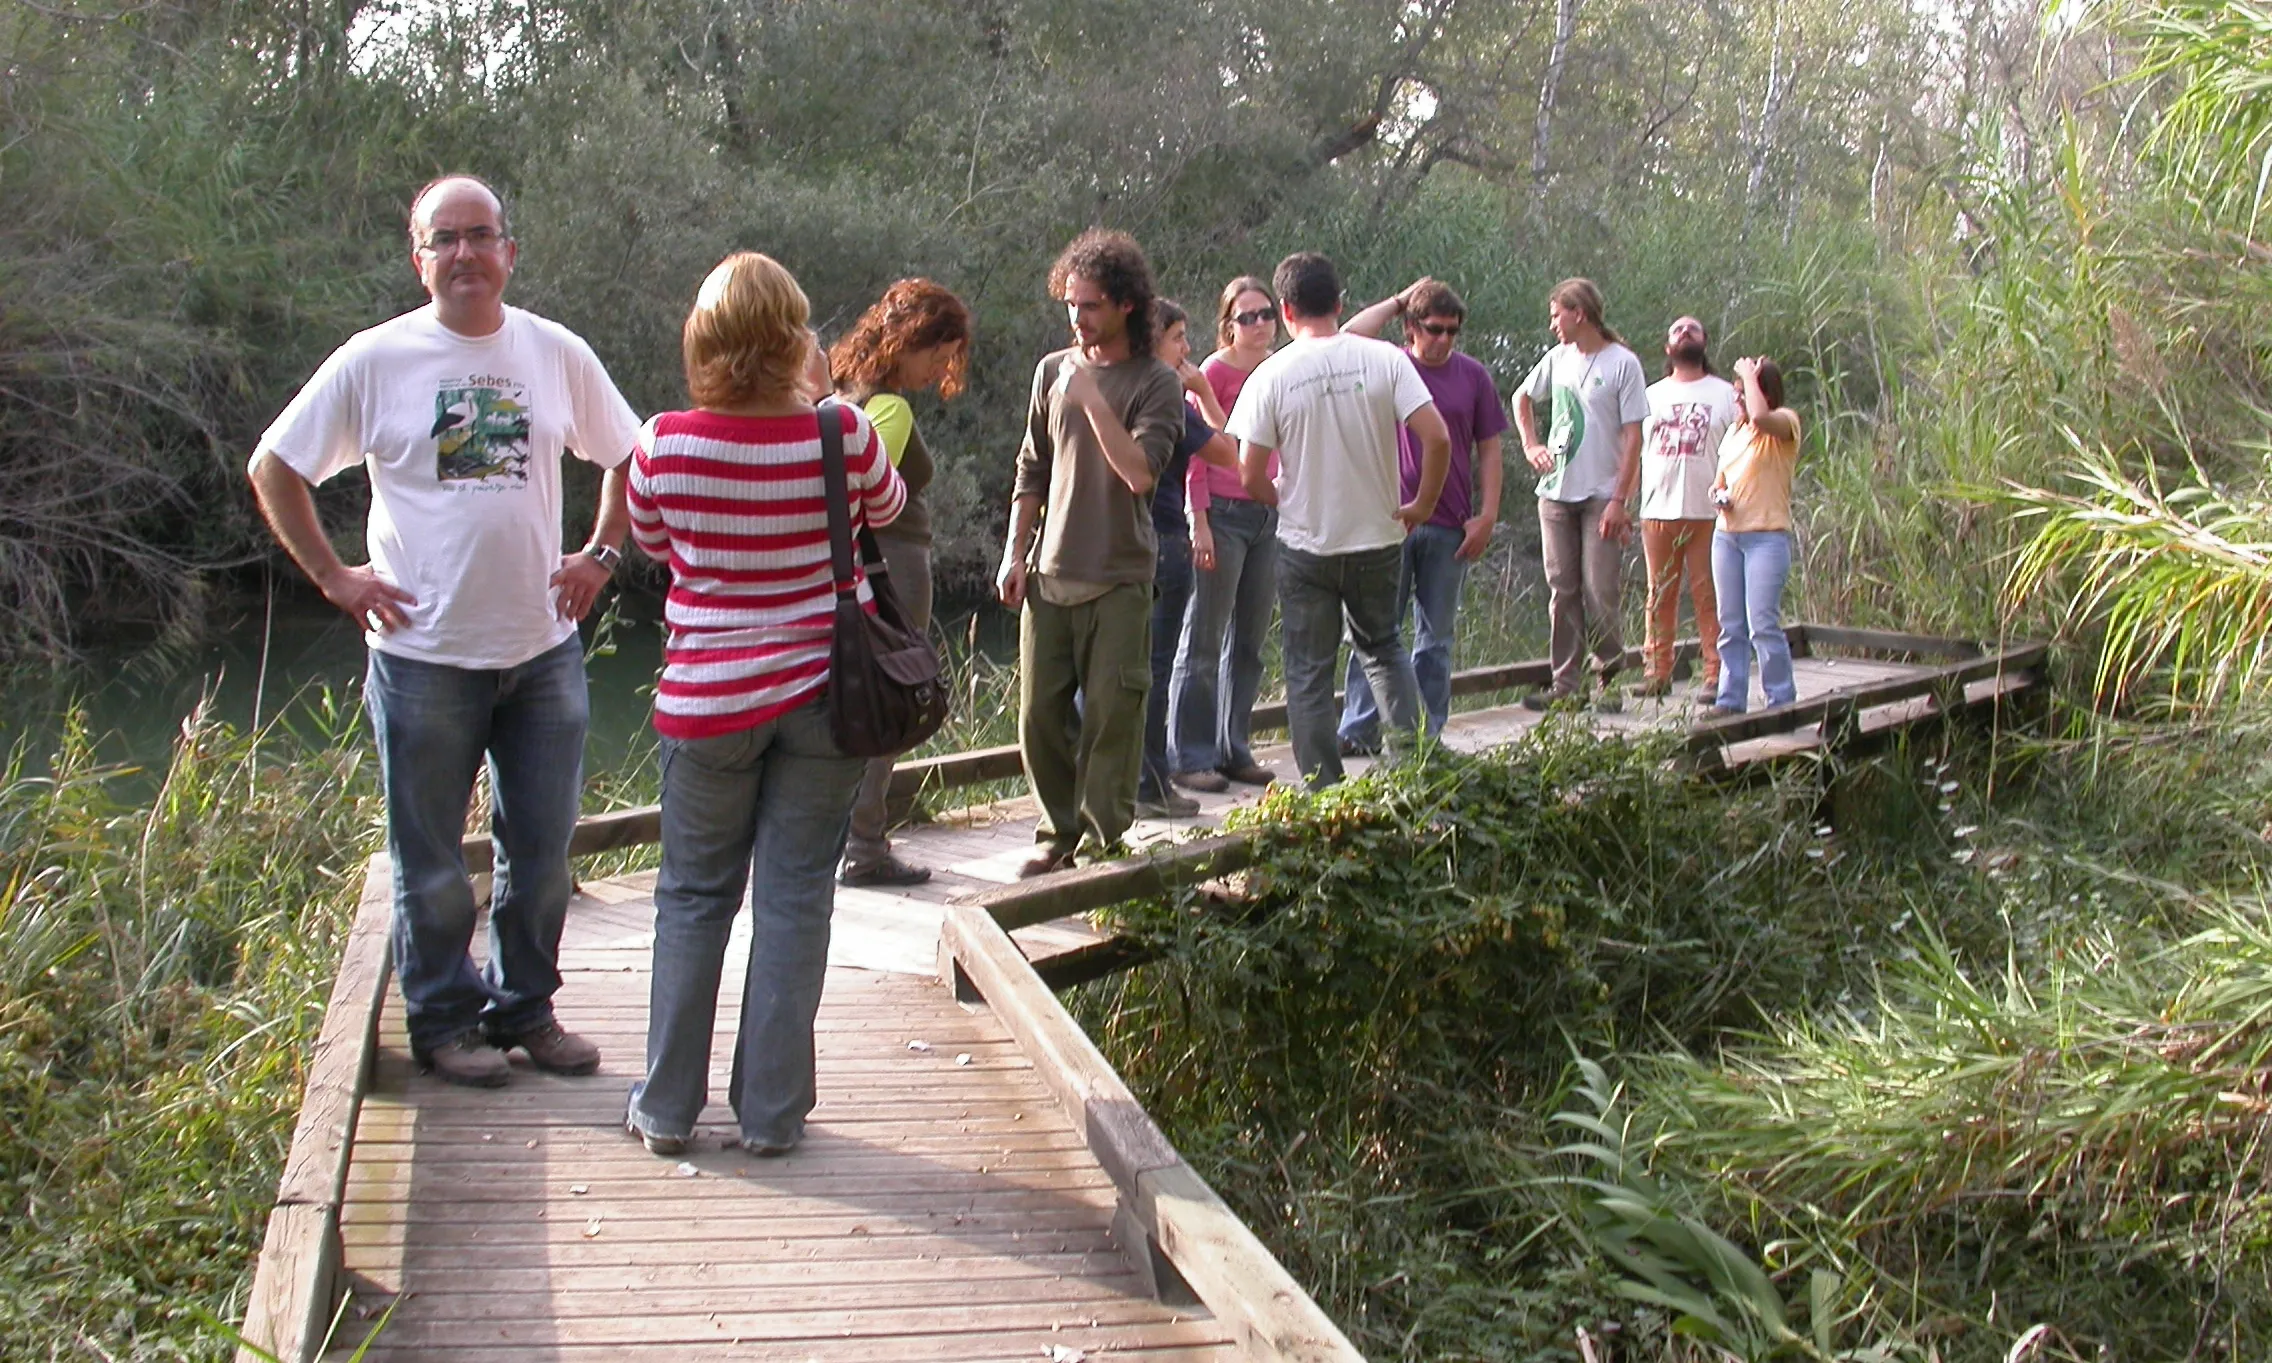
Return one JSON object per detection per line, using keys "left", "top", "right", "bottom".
{"left": 998, "top": 230, "right": 1186, "bottom": 876}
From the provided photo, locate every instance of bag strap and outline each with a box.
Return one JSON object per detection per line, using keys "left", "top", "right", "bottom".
{"left": 816, "top": 399, "right": 861, "bottom": 597}
{"left": 817, "top": 399, "right": 895, "bottom": 597}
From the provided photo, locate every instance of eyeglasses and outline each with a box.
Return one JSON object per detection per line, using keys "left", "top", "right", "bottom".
{"left": 417, "top": 227, "right": 509, "bottom": 255}
{"left": 1231, "top": 307, "right": 1278, "bottom": 326}
{"left": 1416, "top": 322, "right": 1461, "bottom": 337}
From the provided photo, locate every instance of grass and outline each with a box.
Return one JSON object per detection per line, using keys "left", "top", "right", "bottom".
{"left": 0, "top": 691, "right": 381, "bottom": 1356}
{"left": 1071, "top": 696, "right": 2272, "bottom": 1360}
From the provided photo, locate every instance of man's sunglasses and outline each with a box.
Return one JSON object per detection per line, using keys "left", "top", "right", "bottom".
{"left": 1232, "top": 307, "right": 1279, "bottom": 326}
{"left": 1416, "top": 322, "right": 1461, "bottom": 337}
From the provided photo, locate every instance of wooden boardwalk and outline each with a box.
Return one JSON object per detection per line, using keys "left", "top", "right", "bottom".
{"left": 240, "top": 626, "right": 2045, "bottom": 1363}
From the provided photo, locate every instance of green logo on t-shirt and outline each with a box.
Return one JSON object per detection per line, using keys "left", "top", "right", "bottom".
{"left": 1539, "top": 382, "right": 1587, "bottom": 496}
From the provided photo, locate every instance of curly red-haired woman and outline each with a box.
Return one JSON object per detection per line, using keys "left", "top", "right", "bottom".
{"left": 825, "top": 279, "right": 973, "bottom": 887}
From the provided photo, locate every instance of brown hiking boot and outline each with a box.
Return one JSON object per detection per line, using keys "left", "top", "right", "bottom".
{"left": 491, "top": 1020, "right": 601, "bottom": 1076}
{"left": 418, "top": 1031, "right": 510, "bottom": 1088}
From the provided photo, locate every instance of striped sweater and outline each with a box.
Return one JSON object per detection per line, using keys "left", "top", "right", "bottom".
{"left": 627, "top": 405, "right": 906, "bottom": 740}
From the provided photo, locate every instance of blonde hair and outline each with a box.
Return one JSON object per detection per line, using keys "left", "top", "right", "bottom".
{"left": 683, "top": 252, "right": 811, "bottom": 408}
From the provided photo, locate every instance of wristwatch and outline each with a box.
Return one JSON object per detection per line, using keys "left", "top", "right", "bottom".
{"left": 585, "top": 543, "right": 623, "bottom": 572}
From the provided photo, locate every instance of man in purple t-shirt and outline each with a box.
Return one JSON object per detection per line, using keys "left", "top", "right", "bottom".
{"left": 1338, "top": 277, "right": 1509, "bottom": 746}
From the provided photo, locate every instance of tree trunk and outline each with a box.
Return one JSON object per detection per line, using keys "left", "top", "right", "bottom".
{"left": 1531, "top": 0, "right": 1579, "bottom": 188}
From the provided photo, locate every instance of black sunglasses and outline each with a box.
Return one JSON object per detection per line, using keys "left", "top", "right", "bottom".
{"left": 1231, "top": 307, "right": 1278, "bottom": 326}
{"left": 1417, "top": 322, "right": 1461, "bottom": 337}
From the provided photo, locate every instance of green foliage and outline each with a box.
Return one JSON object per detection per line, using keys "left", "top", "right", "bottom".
{"left": 0, "top": 694, "right": 383, "bottom": 1355}
{"left": 1081, "top": 705, "right": 2272, "bottom": 1359}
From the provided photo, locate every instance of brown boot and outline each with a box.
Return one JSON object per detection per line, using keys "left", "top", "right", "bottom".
{"left": 418, "top": 1031, "right": 510, "bottom": 1088}
{"left": 491, "top": 1020, "right": 601, "bottom": 1076}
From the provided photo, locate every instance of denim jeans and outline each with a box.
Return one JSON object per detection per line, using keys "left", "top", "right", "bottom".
{"left": 1712, "top": 529, "right": 1796, "bottom": 710}
{"left": 1278, "top": 541, "right": 1419, "bottom": 788}
{"left": 1340, "top": 523, "right": 1466, "bottom": 745}
{"left": 627, "top": 696, "right": 865, "bottom": 1150}
{"left": 363, "top": 634, "right": 587, "bottom": 1055}
{"left": 1141, "top": 532, "right": 1194, "bottom": 802}
{"left": 1170, "top": 497, "right": 1278, "bottom": 774}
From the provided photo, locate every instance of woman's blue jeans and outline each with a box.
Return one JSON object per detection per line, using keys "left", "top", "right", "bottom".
{"left": 1170, "top": 497, "right": 1278, "bottom": 774}
{"left": 364, "top": 635, "right": 587, "bottom": 1055}
{"left": 1712, "top": 529, "right": 1796, "bottom": 710}
{"left": 627, "top": 696, "right": 865, "bottom": 1150}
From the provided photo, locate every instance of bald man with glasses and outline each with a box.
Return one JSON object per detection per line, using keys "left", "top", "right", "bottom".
{"left": 248, "top": 175, "right": 640, "bottom": 1089}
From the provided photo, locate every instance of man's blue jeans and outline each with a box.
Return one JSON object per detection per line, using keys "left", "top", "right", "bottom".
{"left": 1340, "top": 523, "right": 1467, "bottom": 745}
{"left": 364, "top": 635, "right": 587, "bottom": 1055}
{"left": 627, "top": 697, "right": 865, "bottom": 1150}
{"left": 1141, "top": 531, "right": 1194, "bottom": 801}
{"left": 1170, "top": 497, "right": 1278, "bottom": 775}
{"left": 1712, "top": 529, "right": 1797, "bottom": 710}
{"left": 1278, "top": 541, "right": 1420, "bottom": 787}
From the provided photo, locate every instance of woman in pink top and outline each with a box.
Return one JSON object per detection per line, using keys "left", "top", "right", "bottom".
{"left": 1169, "top": 275, "right": 1282, "bottom": 789}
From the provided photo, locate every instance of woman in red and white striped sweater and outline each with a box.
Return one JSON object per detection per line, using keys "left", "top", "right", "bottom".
{"left": 623, "top": 251, "right": 905, "bottom": 1159}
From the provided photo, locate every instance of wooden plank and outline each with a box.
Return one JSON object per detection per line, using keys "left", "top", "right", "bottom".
{"left": 236, "top": 1203, "right": 337, "bottom": 1363}
{"left": 1139, "top": 1162, "right": 1363, "bottom": 1363}
{"left": 942, "top": 906, "right": 1361, "bottom": 1362}
{"left": 943, "top": 907, "right": 1182, "bottom": 1198}
{"left": 340, "top": 1322, "right": 1236, "bottom": 1362}
{"left": 960, "top": 834, "right": 1254, "bottom": 933}
{"left": 1689, "top": 642, "right": 2045, "bottom": 753}
{"left": 1788, "top": 622, "right": 1987, "bottom": 660}
{"left": 238, "top": 855, "right": 395, "bottom": 1363}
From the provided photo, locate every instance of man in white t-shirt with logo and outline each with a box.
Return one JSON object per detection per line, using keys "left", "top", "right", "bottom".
{"left": 1636, "top": 315, "right": 1740, "bottom": 702}
{"left": 247, "top": 176, "right": 641, "bottom": 1088}
{"left": 1231, "top": 252, "right": 1450, "bottom": 788}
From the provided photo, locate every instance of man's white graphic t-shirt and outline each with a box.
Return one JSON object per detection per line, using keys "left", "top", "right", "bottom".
{"left": 1640, "top": 373, "right": 1740, "bottom": 521}
{"left": 1517, "top": 341, "right": 1648, "bottom": 503}
{"left": 253, "top": 304, "right": 641, "bottom": 669}
{"left": 1227, "top": 332, "right": 1436, "bottom": 555}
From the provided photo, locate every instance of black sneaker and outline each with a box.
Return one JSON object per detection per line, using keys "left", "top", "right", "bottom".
{"left": 837, "top": 855, "right": 932, "bottom": 888}
{"left": 1135, "top": 791, "right": 1201, "bottom": 819}
{"left": 1338, "top": 734, "right": 1381, "bottom": 757}
{"left": 1521, "top": 686, "right": 1574, "bottom": 711}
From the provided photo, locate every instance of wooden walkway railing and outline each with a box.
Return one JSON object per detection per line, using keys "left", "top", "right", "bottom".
{"left": 236, "top": 624, "right": 2042, "bottom": 1361}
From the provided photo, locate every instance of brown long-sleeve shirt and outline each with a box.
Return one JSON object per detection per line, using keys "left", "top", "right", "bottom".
{"left": 1013, "top": 349, "right": 1183, "bottom": 586}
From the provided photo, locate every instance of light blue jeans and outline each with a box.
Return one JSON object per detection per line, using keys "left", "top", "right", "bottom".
{"left": 1279, "top": 541, "right": 1419, "bottom": 788}
{"left": 627, "top": 696, "right": 865, "bottom": 1150}
{"left": 1712, "top": 529, "right": 1796, "bottom": 710}
{"left": 1170, "top": 497, "right": 1278, "bottom": 774}
{"left": 1340, "top": 523, "right": 1467, "bottom": 745}
{"left": 364, "top": 635, "right": 587, "bottom": 1055}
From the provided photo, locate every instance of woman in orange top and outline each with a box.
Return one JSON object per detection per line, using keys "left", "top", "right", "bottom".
{"left": 1706, "top": 356, "right": 1801, "bottom": 715}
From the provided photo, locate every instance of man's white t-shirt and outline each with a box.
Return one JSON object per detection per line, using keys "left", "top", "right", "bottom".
{"left": 1640, "top": 373, "right": 1740, "bottom": 521}
{"left": 1517, "top": 341, "right": 1649, "bottom": 503}
{"left": 253, "top": 304, "right": 641, "bottom": 670}
{"left": 1227, "top": 332, "right": 1435, "bottom": 555}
